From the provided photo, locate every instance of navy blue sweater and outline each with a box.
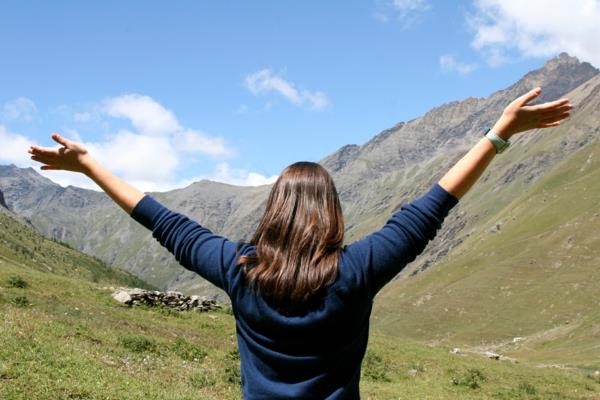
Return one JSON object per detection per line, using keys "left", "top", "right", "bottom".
{"left": 131, "top": 183, "right": 458, "bottom": 399}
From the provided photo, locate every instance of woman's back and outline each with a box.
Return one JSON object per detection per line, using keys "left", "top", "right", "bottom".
{"left": 29, "top": 87, "right": 572, "bottom": 398}
{"left": 130, "top": 182, "right": 458, "bottom": 399}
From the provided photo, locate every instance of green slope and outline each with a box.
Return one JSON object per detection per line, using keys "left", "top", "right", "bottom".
{"left": 373, "top": 109, "right": 600, "bottom": 368}
{"left": 1, "top": 208, "right": 599, "bottom": 398}
{"left": 2, "top": 254, "right": 599, "bottom": 399}
{"left": 0, "top": 208, "right": 155, "bottom": 289}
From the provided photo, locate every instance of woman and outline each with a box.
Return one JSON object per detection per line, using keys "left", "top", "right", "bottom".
{"left": 29, "top": 88, "right": 572, "bottom": 399}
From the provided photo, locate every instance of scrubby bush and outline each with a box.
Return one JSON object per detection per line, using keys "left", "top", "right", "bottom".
{"left": 451, "top": 368, "right": 486, "bottom": 389}
{"left": 118, "top": 334, "right": 157, "bottom": 353}
{"left": 171, "top": 337, "right": 207, "bottom": 361}
{"left": 363, "top": 350, "right": 391, "bottom": 382}
{"left": 10, "top": 295, "right": 29, "bottom": 307}
{"left": 224, "top": 365, "right": 241, "bottom": 385}
{"left": 518, "top": 382, "right": 537, "bottom": 395}
{"left": 189, "top": 372, "right": 215, "bottom": 388}
{"left": 6, "top": 275, "right": 28, "bottom": 288}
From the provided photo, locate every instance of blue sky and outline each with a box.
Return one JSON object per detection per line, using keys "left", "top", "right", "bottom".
{"left": 1, "top": 1, "right": 598, "bottom": 191}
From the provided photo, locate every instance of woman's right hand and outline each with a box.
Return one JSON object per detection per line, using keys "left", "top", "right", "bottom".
{"left": 28, "top": 133, "right": 94, "bottom": 174}
{"left": 491, "top": 87, "right": 574, "bottom": 140}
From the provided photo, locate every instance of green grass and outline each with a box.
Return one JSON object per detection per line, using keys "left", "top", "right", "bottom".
{"left": 372, "top": 123, "right": 600, "bottom": 370}
{"left": 1, "top": 259, "right": 599, "bottom": 399}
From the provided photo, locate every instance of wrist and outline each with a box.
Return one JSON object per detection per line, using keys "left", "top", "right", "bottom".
{"left": 491, "top": 117, "right": 513, "bottom": 140}
{"left": 81, "top": 155, "right": 100, "bottom": 176}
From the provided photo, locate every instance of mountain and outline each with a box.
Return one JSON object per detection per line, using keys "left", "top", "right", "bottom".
{"left": 0, "top": 53, "right": 598, "bottom": 302}
{"left": 2, "top": 203, "right": 596, "bottom": 400}
{"left": 0, "top": 193, "right": 154, "bottom": 289}
{"left": 373, "top": 73, "right": 600, "bottom": 367}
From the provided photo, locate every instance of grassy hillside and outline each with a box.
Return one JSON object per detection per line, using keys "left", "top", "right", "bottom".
{"left": 373, "top": 105, "right": 600, "bottom": 368}
{"left": 0, "top": 209, "right": 154, "bottom": 289}
{"left": 1, "top": 209, "right": 598, "bottom": 398}
{"left": 2, "top": 260, "right": 600, "bottom": 399}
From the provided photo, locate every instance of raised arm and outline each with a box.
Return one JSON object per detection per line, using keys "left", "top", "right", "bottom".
{"left": 28, "top": 133, "right": 144, "bottom": 214}
{"left": 29, "top": 133, "right": 239, "bottom": 292}
{"left": 439, "top": 87, "right": 573, "bottom": 199}
{"left": 346, "top": 87, "right": 573, "bottom": 296}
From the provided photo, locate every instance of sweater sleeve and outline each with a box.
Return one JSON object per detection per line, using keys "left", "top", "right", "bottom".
{"left": 344, "top": 183, "right": 458, "bottom": 297}
{"left": 130, "top": 195, "right": 239, "bottom": 294}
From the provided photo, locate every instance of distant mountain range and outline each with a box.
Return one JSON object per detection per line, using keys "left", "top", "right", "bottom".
{"left": 1, "top": 53, "right": 598, "bottom": 303}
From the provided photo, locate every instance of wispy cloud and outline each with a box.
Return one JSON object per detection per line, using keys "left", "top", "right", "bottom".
{"left": 439, "top": 55, "right": 478, "bottom": 75}
{"left": 183, "top": 162, "right": 278, "bottom": 188}
{"left": 244, "top": 69, "right": 331, "bottom": 111}
{"left": 373, "top": 0, "right": 430, "bottom": 27}
{"left": 468, "top": 0, "right": 600, "bottom": 67}
{"left": 0, "top": 125, "right": 34, "bottom": 165}
{"left": 0, "top": 95, "right": 274, "bottom": 191}
{"left": 1, "top": 97, "right": 37, "bottom": 122}
{"left": 103, "top": 94, "right": 181, "bottom": 136}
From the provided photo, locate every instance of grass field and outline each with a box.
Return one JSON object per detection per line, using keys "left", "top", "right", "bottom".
{"left": 2, "top": 258, "right": 600, "bottom": 399}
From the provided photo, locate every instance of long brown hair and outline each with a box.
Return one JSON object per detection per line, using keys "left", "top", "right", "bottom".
{"left": 238, "top": 161, "right": 344, "bottom": 313}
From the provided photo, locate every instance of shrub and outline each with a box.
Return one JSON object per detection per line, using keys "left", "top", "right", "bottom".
{"left": 224, "top": 365, "right": 241, "bottom": 385}
{"left": 451, "top": 368, "right": 486, "bottom": 389}
{"left": 6, "top": 275, "right": 28, "bottom": 288}
{"left": 118, "top": 334, "right": 157, "bottom": 353}
{"left": 10, "top": 295, "right": 29, "bottom": 307}
{"left": 171, "top": 337, "right": 207, "bottom": 361}
{"left": 227, "top": 347, "right": 240, "bottom": 361}
{"left": 189, "top": 372, "right": 215, "bottom": 388}
{"left": 518, "top": 382, "right": 537, "bottom": 395}
{"left": 363, "top": 350, "right": 391, "bottom": 382}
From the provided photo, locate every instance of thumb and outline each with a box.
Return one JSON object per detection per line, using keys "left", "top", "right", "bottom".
{"left": 51, "top": 132, "right": 71, "bottom": 148}
{"left": 517, "top": 87, "right": 542, "bottom": 106}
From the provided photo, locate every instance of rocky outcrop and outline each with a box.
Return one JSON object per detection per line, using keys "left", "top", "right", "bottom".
{"left": 0, "top": 189, "right": 7, "bottom": 209}
{"left": 111, "top": 288, "right": 222, "bottom": 311}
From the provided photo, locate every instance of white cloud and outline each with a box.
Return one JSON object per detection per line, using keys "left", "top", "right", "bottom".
{"left": 103, "top": 94, "right": 181, "bottom": 136}
{"left": 439, "top": 55, "right": 478, "bottom": 75}
{"left": 184, "top": 162, "right": 278, "bottom": 187}
{"left": 86, "top": 130, "right": 179, "bottom": 183}
{"left": 374, "top": 0, "right": 430, "bottom": 27}
{"left": 73, "top": 111, "right": 92, "bottom": 122}
{"left": 0, "top": 125, "right": 35, "bottom": 165}
{"left": 176, "top": 130, "right": 233, "bottom": 158}
{"left": 468, "top": 0, "right": 600, "bottom": 67}
{"left": 0, "top": 95, "right": 271, "bottom": 192}
{"left": 1, "top": 97, "right": 37, "bottom": 122}
{"left": 102, "top": 94, "right": 232, "bottom": 159}
{"left": 244, "top": 69, "right": 331, "bottom": 110}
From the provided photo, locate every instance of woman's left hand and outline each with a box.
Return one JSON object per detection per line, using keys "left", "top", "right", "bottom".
{"left": 491, "top": 87, "right": 574, "bottom": 140}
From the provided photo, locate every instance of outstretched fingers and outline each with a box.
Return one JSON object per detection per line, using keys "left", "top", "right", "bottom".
{"left": 532, "top": 98, "right": 571, "bottom": 112}
{"left": 40, "top": 164, "right": 61, "bottom": 171}
{"left": 538, "top": 121, "right": 562, "bottom": 128}
{"left": 28, "top": 145, "right": 59, "bottom": 157}
{"left": 541, "top": 104, "right": 573, "bottom": 116}
{"left": 30, "top": 154, "right": 58, "bottom": 164}
{"left": 51, "top": 132, "right": 72, "bottom": 148}
{"left": 517, "top": 87, "right": 542, "bottom": 106}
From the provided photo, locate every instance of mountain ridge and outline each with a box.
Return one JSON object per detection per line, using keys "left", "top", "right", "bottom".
{"left": 1, "top": 53, "right": 598, "bottom": 300}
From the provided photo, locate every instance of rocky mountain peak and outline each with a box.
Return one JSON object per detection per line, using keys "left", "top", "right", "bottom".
{"left": 510, "top": 52, "right": 598, "bottom": 103}
{"left": 321, "top": 144, "right": 361, "bottom": 174}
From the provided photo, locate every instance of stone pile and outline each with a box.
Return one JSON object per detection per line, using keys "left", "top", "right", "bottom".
{"left": 111, "top": 288, "right": 221, "bottom": 312}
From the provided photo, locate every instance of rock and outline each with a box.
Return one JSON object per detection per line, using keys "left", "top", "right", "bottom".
{"left": 485, "top": 351, "right": 501, "bottom": 360}
{"left": 110, "top": 287, "right": 222, "bottom": 311}
{"left": 407, "top": 368, "right": 418, "bottom": 377}
{"left": 112, "top": 289, "right": 133, "bottom": 305}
